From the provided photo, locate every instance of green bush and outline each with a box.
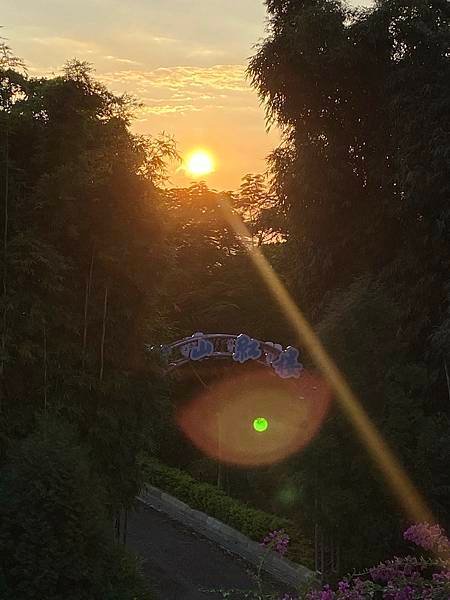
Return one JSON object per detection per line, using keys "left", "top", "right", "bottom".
{"left": 141, "top": 457, "right": 313, "bottom": 567}
{"left": 0, "top": 418, "right": 153, "bottom": 600}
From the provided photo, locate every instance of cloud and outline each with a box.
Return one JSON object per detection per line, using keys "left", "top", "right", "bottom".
{"left": 150, "top": 35, "right": 179, "bottom": 44}
{"left": 101, "top": 64, "right": 248, "bottom": 92}
{"left": 99, "top": 64, "right": 253, "bottom": 116}
{"left": 186, "top": 47, "right": 227, "bottom": 59}
{"left": 136, "top": 102, "right": 258, "bottom": 117}
{"left": 30, "top": 36, "right": 98, "bottom": 55}
{"left": 150, "top": 65, "right": 247, "bottom": 91}
{"left": 29, "top": 37, "right": 141, "bottom": 68}
{"left": 103, "top": 55, "right": 142, "bottom": 66}
{"left": 116, "top": 31, "right": 179, "bottom": 45}
{"left": 138, "top": 104, "right": 202, "bottom": 116}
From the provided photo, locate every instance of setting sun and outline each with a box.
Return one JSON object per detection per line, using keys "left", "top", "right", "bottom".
{"left": 185, "top": 150, "right": 215, "bottom": 177}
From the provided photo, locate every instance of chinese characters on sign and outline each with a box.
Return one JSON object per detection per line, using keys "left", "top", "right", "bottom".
{"left": 272, "top": 346, "right": 303, "bottom": 379}
{"left": 233, "top": 334, "right": 262, "bottom": 363}
{"left": 232, "top": 335, "right": 302, "bottom": 378}
{"left": 176, "top": 332, "right": 303, "bottom": 379}
{"left": 190, "top": 338, "right": 214, "bottom": 361}
{"left": 180, "top": 332, "right": 215, "bottom": 361}
{"left": 159, "top": 332, "right": 303, "bottom": 379}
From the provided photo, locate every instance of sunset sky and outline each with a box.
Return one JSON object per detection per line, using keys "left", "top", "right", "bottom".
{"left": 3, "top": 0, "right": 373, "bottom": 190}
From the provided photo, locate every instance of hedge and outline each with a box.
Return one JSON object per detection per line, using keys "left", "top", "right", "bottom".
{"left": 141, "top": 457, "right": 313, "bottom": 567}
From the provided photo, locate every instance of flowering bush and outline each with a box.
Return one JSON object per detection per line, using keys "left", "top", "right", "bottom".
{"left": 261, "top": 529, "right": 291, "bottom": 557}
{"left": 306, "top": 523, "right": 450, "bottom": 600}
{"left": 403, "top": 523, "right": 450, "bottom": 556}
{"left": 205, "top": 524, "right": 450, "bottom": 600}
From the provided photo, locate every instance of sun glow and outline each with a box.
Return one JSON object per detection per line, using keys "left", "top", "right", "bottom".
{"left": 185, "top": 150, "right": 215, "bottom": 177}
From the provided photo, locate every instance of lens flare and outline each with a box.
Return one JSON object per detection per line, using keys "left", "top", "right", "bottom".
{"left": 217, "top": 195, "right": 433, "bottom": 524}
{"left": 253, "top": 417, "right": 269, "bottom": 432}
{"left": 177, "top": 369, "right": 331, "bottom": 467}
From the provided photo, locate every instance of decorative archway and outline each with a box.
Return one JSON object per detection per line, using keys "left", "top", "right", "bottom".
{"left": 147, "top": 332, "right": 303, "bottom": 379}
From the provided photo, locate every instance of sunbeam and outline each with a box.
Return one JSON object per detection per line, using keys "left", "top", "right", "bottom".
{"left": 217, "top": 194, "right": 433, "bottom": 525}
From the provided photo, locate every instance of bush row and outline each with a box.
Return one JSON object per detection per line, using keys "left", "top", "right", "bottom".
{"left": 141, "top": 457, "right": 313, "bottom": 567}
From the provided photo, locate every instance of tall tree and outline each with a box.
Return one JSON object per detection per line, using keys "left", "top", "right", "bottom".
{"left": 0, "top": 57, "right": 174, "bottom": 514}
{"left": 0, "top": 418, "right": 152, "bottom": 600}
{"left": 248, "top": 0, "right": 450, "bottom": 572}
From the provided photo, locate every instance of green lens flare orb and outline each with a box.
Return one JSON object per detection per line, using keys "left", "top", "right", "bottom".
{"left": 253, "top": 417, "right": 269, "bottom": 432}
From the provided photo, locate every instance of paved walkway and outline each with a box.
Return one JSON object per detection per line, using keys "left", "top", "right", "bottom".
{"left": 127, "top": 503, "right": 293, "bottom": 599}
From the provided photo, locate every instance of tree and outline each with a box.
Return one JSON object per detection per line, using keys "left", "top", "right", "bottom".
{"left": 248, "top": 0, "right": 450, "bottom": 571}
{"left": 235, "top": 174, "right": 282, "bottom": 246}
{"left": 158, "top": 180, "right": 291, "bottom": 343}
{"left": 286, "top": 278, "right": 432, "bottom": 571}
{"left": 0, "top": 418, "right": 152, "bottom": 600}
{"left": 249, "top": 0, "right": 399, "bottom": 319}
{"left": 0, "top": 57, "right": 174, "bottom": 524}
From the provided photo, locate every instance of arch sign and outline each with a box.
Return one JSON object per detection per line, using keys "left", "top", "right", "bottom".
{"left": 148, "top": 332, "right": 303, "bottom": 379}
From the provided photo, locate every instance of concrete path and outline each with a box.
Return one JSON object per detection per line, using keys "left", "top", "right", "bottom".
{"left": 127, "top": 503, "right": 294, "bottom": 600}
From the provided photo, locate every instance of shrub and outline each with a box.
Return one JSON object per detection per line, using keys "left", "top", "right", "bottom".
{"left": 0, "top": 418, "right": 153, "bottom": 600}
{"left": 213, "top": 524, "right": 450, "bottom": 599}
{"left": 306, "top": 523, "right": 450, "bottom": 600}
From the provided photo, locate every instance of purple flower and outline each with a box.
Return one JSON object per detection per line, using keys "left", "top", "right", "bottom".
{"left": 370, "top": 557, "right": 420, "bottom": 584}
{"left": 261, "top": 528, "right": 290, "bottom": 557}
{"left": 432, "top": 569, "right": 450, "bottom": 583}
{"left": 306, "top": 526, "right": 450, "bottom": 600}
{"left": 307, "top": 585, "right": 335, "bottom": 600}
{"left": 404, "top": 522, "right": 450, "bottom": 554}
{"left": 383, "top": 583, "right": 415, "bottom": 600}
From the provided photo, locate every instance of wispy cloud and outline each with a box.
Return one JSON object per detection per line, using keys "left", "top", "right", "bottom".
{"left": 100, "top": 64, "right": 251, "bottom": 116}
{"left": 30, "top": 36, "right": 98, "bottom": 55}
{"left": 116, "top": 31, "right": 179, "bottom": 45}
{"left": 29, "top": 37, "right": 142, "bottom": 68}
{"left": 101, "top": 64, "right": 248, "bottom": 92}
{"left": 150, "top": 35, "right": 178, "bottom": 44}
{"left": 138, "top": 104, "right": 202, "bottom": 116}
{"left": 187, "top": 47, "right": 227, "bottom": 59}
{"left": 103, "top": 55, "right": 142, "bottom": 66}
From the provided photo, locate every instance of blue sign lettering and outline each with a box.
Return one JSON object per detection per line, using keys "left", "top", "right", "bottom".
{"left": 190, "top": 338, "right": 214, "bottom": 361}
{"left": 233, "top": 334, "right": 262, "bottom": 363}
{"left": 272, "top": 346, "right": 303, "bottom": 379}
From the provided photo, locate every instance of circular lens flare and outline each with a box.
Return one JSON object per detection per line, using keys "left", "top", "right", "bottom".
{"left": 177, "top": 369, "right": 331, "bottom": 467}
{"left": 185, "top": 150, "right": 215, "bottom": 177}
{"left": 253, "top": 417, "right": 269, "bottom": 432}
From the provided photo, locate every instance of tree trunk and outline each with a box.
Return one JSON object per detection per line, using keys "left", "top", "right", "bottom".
{"left": 99, "top": 286, "right": 108, "bottom": 381}
{"left": 320, "top": 528, "right": 325, "bottom": 580}
{"left": 82, "top": 248, "right": 95, "bottom": 371}
{"left": 216, "top": 411, "right": 223, "bottom": 489}
{"left": 115, "top": 509, "right": 121, "bottom": 543}
{"left": 122, "top": 508, "right": 128, "bottom": 545}
{"left": 444, "top": 359, "right": 450, "bottom": 403}
{"left": 43, "top": 323, "right": 47, "bottom": 411}
{"left": 0, "top": 118, "right": 9, "bottom": 411}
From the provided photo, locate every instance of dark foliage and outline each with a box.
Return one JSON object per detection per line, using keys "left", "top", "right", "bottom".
{"left": 0, "top": 418, "right": 152, "bottom": 600}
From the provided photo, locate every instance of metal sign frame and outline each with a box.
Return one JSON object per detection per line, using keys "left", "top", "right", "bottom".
{"left": 147, "top": 332, "right": 303, "bottom": 379}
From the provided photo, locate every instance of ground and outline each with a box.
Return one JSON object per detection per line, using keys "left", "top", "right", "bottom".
{"left": 127, "top": 502, "right": 295, "bottom": 599}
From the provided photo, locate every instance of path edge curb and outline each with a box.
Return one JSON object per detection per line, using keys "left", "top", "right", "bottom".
{"left": 137, "top": 484, "right": 317, "bottom": 590}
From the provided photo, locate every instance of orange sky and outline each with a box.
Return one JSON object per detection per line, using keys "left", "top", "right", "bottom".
{"left": 2, "top": 0, "right": 372, "bottom": 190}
